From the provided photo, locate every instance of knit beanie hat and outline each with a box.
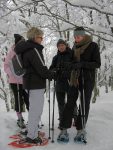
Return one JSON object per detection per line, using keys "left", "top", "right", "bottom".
{"left": 57, "top": 39, "right": 67, "bottom": 47}
{"left": 14, "top": 34, "right": 24, "bottom": 45}
{"left": 74, "top": 27, "right": 85, "bottom": 37}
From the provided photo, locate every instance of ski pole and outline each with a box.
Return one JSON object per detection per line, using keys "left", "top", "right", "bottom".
{"left": 79, "top": 92, "right": 84, "bottom": 129}
{"left": 48, "top": 80, "right": 51, "bottom": 139}
{"left": 17, "top": 84, "right": 22, "bottom": 127}
{"left": 17, "top": 84, "right": 20, "bottom": 112}
{"left": 79, "top": 69, "right": 87, "bottom": 144}
{"left": 51, "top": 80, "right": 56, "bottom": 143}
{"left": 82, "top": 69, "right": 86, "bottom": 129}
{"left": 79, "top": 69, "right": 86, "bottom": 130}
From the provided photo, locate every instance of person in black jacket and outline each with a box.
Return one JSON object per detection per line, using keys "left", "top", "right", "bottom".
{"left": 14, "top": 27, "right": 55, "bottom": 144}
{"left": 57, "top": 27, "right": 101, "bottom": 143}
{"left": 50, "top": 39, "right": 73, "bottom": 127}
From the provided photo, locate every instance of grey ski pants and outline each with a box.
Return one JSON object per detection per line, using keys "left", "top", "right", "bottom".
{"left": 27, "top": 89, "right": 44, "bottom": 139}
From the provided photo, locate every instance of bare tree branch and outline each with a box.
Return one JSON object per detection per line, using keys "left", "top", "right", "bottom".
{"left": 19, "top": 19, "right": 31, "bottom": 28}
{"left": 62, "top": 0, "right": 113, "bottom": 16}
{"left": 39, "top": 2, "right": 113, "bottom": 42}
{"left": 0, "top": 0, "right": 44, "bottom": 19}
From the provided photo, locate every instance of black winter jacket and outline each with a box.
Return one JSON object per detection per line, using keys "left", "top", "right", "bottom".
{"left": 14, "top": 40, "right": 54, "bottom": 90}
{"left": 50, "top": 47, "right": 73, "bottom": 92}
{"left": 73, "top": 42, "right": 101, "bottom": 88}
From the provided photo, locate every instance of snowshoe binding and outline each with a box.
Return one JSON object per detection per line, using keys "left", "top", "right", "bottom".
{"left": 57, "top": 129, "right": 69, "bottom": 143}
{"left": 74, "top": 129, "right": 87, "bottom": 144}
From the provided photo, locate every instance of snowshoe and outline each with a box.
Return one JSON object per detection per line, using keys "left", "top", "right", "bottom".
{"left": 8, "top": 136, "right": 48, "bottom": 148}
{"left": 20, "top": 137, "right": 43, "bottom": 144}
{"left": 9, "top": 134, "right": 23, "bottom": 140}
{"left": 9, "top": 131, "right": 45, "bottom": 140}
{"left": 57, "top": 130, "right": 69, "bottom": 143}
{"left": 74, "top": 129, "right": 87, "bottom": 144}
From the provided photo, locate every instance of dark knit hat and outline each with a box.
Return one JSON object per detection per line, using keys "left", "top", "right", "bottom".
{"left": 14, "top": 34, "right": 24, "bottom": 44}
{"left": 74, "top": 27, "right": 85, "bottom": 37}
{"left": 57, "top": 39, "right": 67, "bottom": 47}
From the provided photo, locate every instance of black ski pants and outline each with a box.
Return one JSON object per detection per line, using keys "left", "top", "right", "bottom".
{"left": 56, "top": 91, "right": 66, "bottom": 121}
{"left": 60, "top": 80, "right": 94, "bottom": 130}
{"left": 10, "top": 83, "right": 29, "bottom": 112}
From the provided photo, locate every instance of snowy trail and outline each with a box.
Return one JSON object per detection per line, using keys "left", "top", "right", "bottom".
{"left": 0, "top": 88, "right": 113, "bottom": 150}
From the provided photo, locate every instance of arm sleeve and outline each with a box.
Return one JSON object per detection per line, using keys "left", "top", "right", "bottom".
{"left": 82, "top": 43, "right": 101, "bottom": 69}
{"left": 49, "top": 56, "right": 57, "bottom": 70}
{"left": 4, "top": 48, "right": 14, "bottom": 76}
{"left": 28, "top": 50, "right": 54, "bottom": 79}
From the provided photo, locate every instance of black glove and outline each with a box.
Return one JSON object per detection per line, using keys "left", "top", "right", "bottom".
{"left": 53, "top": 68, "right": 67, "bottom": 80}
{"left": 54, "top": 68, "right": 62, "bottom": 80}
{"left": 48, "top": 69, "right": 60, "bottom": 81}
{"left": 48, "top": 70, "right": 56, "bottom": 81}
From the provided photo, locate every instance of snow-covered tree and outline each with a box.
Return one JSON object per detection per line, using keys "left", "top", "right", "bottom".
{"left": 0, "top": 0, "right": 113, "bottom": 105}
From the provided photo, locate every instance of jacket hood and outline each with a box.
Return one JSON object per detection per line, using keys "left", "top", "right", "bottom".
{"left": 14, "top": 40, "right": 44, "bottom": 54}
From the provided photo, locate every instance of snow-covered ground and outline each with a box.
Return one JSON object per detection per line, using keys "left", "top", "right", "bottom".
{"left": 0, "top": 87, "right": 113, "bottom": 150}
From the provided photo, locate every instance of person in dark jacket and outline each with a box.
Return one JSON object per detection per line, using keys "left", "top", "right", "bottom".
{"left": 57, "top": 27, "right": 101, "bottom": 143}
{"left": 50, "top": 39, "right": 73, "bottom": 126}
{"left": 14, "top": 27, "right": 55, "bottom": 144}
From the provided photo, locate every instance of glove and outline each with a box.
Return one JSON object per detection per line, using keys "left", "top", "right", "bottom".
{"left": 48, "top": 69, "right": 60, "bottom": 81}
{"left": 52, "top": 68, "right": 66, "bottom": 80}
{"left": 48, "top": 70, "right": 55, "bottom": 81}
{"left": 54, "top": 68, "right": 62, "bottom": 80}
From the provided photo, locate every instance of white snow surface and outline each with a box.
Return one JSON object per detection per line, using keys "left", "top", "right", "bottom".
{"left": 0, "top": 87, "right": 113, "bottom": 150}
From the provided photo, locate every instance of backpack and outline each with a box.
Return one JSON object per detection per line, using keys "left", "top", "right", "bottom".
{"left": 10, "top": 48, "right": 44, "bottom": 78}
{"left": 10, "top": 54, "right": 26, "bottom": 78}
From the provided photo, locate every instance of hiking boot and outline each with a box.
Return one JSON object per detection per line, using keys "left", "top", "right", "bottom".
{"left": 24, "top": 137, "right": 43, "bottom": 144}
{"left": 74, "top": 129, "right": 87, "bottom": 142}
{"left": 20, "top": 129, "right": 28, "bottom": 135}
{"left": 57, "top": 129, "right": 69, "bottom": 143}
{"left": 17, "top": 118, "right": 26, "bottom": 129}
{"left": 20, "top": 130, "right": 45, "bottom": 138}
